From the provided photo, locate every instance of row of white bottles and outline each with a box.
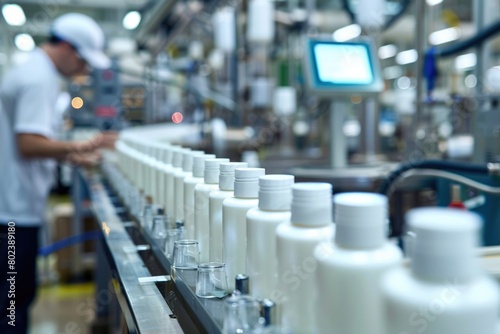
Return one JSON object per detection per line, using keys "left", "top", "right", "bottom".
{"left": 115, "top": 137, "right": 500, "bottom": 334}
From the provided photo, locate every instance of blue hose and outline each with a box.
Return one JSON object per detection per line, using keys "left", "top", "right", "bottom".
{"left": 424, "top": 20, "right": 500, "bottom": 97}
{"left": 38, "top": 231, "right": 102, "bottom": 256}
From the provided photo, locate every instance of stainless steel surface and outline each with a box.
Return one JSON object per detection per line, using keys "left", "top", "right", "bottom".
{"left": 89, "top": 173, "right": 183, "bottom": 334}
{"left": 330, "top": 101, "right": 347, "bottom": 168}
{"left": 290, "top": 163, "right": 399, "bottom": 191}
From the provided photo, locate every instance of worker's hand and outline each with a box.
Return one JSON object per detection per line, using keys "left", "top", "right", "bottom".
{"left": 67, "top": 151, "right": 102, "bottom": 168}
{"left": 80, "top": 131, "right": 118, "bottom": 152}
{"left": 97, "top": 131, "right": 118, "bottom": 150}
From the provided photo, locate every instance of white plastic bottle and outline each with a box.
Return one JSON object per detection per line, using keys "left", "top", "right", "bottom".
{"left": 276, "top": 183, "right": 335, "bottom": 334}
{"left": 159, "top": 145, "right": 178, "bottom": 213}
{"left": 247, "top": 174, "right": 294, "bottom": 300}
{"left": 165, "top": 147, "right": 190, "bottom": 219}
{"left": 382, "top": 208, "right": 500, "bottom": 334}
{"left": 194, "top": 158, "right": 229, "bottom": 262}
{"left": 174, "top": 150, "right": 204, "bottom": 225}
{"left": 223, "top": 167, "right": 265, "bottom": 291}
{"left": 209, "top": 162, "right": 247, "bottom": 262}
{"left": 183, "top": 154, "right": 215, "bottom": 239}
{"left": 314, "top": 192, "right": 403, "bottom": 334}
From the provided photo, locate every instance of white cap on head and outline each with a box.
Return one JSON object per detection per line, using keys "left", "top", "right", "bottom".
{"left": 50, "top": 13, "right": 111, "bottom": 69}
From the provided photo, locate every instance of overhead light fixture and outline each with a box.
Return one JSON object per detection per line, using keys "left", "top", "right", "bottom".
{"left": 455, "top": 53, "right": 476, "bottom": 70}
{"left": 426, "top": 0, "right": 443, "bottom": 6}
{"left": 2, "top": 4, "right": 26, "bottom": 26}
{"left": 71, "top": 97, "right": 84, "bottom": 109}
{"left": 123, "top": 11, "right": 141, "bottom": 30}
{"left": 378, "top": 44, "right": 398, "bottom": 59}
{"left": 429, "top": 27, "right": 461, "bottom": 45}
{"left": 332, "top": 24, "right": 361, "bottom": 42}
{"left": 396, "top": 49, "right": 418, "bottom": 65}
{"left": 14, "top": 34, "right": 35, "bottom": 52}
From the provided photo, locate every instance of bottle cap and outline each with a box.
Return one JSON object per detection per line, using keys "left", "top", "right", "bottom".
{"left": 173, "top": 147, "right": 190, "bottom": 168}
{"left": 291, "top": 183, "right": 332, "bottom": 227}
{"left": 182, "top": 150, "right": 205, "bottom": 172}
{"left": 193, "top": 154, "right": 216, "bottom": 177}
{"left": 334, "top": 193, "right": 387, "bottom": 249}
{"left": 219, "top": 162, "right": 248, "bottom": 190}
{"left": 204, "top": 158, "right": 230, "bottom": 184}
{"left": 408, "top": 207, "right": 481, "bottom": 281}
{"left": 258, "top": 175, "right": 294, "bottom": 211}
{"left": 234, "top": 168, "right": 265, "bottom": 198}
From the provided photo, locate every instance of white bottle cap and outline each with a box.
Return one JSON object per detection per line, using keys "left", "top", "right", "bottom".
{"left": 173, "top": 147, "right": 190, "bottom": 168}
{"left": 204, "top": 158, "right": 230, "bottom": 184}
{"left": 408, "top": 207, "right": 481, "bottom": 281}
{"left": 182, "top": 150, "right": 205, "bottom": 172}
{"left": 291, "top": 183, "right": 332, "bottom": 227}
{"left": 193, "top": 154, "right": 216, "bottom": 178}
{"left": 234, "top": 168, "right": 265, "bottom": 198}
{"left": 334, "top": 193, "right": 387, "bottom": 249}
{"left": 258, "top": 175, "right": 295, "bottom": 211}
{"left": 219, "top": 162, "right": 248, "bottom": 190}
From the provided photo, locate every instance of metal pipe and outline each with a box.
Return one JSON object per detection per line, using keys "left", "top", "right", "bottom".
{"left": 388, "top": 168, "right": 500, "bottom": 198}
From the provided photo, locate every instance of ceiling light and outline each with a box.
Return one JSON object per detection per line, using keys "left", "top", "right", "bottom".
{"left": 123, "top": 11, "right": 141, "bottom": 30}
{"left": 332, "top": 24, "right": 361, "bottom": 42}
{"left": 2, "top": 4, "right": 26, "bottom": 26}
{"left": 396, "top": 49, "right": 418, "bottom": 65}
{"left": 455, "top": 53, "right": 476, "bottom": 70}
{"left": 426, "top": 0, "right": 443, "bottom": 6}
{"left": 378, "top": 44, "right": 398, "bottom": 59}
{"left": 429, "top": 27, "right": 461, "bottom": 45}
{"left": 14, "top": 34, "right": 35, "bottom": 52}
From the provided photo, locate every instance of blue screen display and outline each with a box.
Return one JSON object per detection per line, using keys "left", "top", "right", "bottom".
{"left": 311, "top": 42, "right": 375, "bottom": 86}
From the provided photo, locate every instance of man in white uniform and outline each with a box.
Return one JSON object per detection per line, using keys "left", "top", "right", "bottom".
{"left": 0, "top": 13, "right": 115, "bottom": 333}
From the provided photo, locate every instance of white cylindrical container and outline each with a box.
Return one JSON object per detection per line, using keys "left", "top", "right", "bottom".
{"left": 382, "top": 208, "right": 500, "bottom": 334}
{"left": 273, "top": 86, "right": 297, "bottom": 116}
{"left": 166, "top": 147, "right": 190, "bottom": 220}
{"left": 194, "top": 158, "right": 230, "bottom": 262}
{"left": 276, "top": 183, "right": 335, "bottom": 334}
{"left": 209, "top": 162, "right": 248, "bottom": 262}
{"left": 184, "top": 154, "right": 216, "bottom": 239}
{"left": 247, "top": 0, "right": 275, "bottom": 44}
{"left": 174, "top": 150, "right": 204, "bottom": 224}
{"left": 314, "top": 193, "right": 403, "bottom": 334}
{"left": 247, "top": 174, "right": 294, "bottom": 300}
{"left": 159, "top": 145, "right": 177, "bottom": 212}
{"left": 213, "top": 7, "right": 236, "bottom": 53}
{"left": 223, "top": 168, "right": 265, "bottom": 291}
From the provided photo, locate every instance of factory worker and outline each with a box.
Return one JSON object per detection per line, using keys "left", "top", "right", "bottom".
{"left": 0, "top": 13, "right": 116, "bottom": 334}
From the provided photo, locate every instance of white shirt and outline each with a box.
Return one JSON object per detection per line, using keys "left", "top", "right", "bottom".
{"left": 0, "top": 48, "right": 61, "bottom": 226}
